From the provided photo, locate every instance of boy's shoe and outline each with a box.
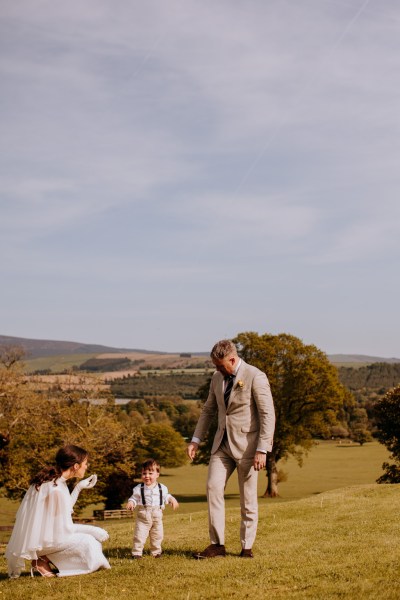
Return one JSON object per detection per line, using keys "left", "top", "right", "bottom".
{"left": 192, "top": 544, "right": 226, "bottom": 559}
{"left": 131, "top": 555, "right": 143, "bottom": 559}
{"left": 153, "top": 554, "right": 162, "bottom": 558}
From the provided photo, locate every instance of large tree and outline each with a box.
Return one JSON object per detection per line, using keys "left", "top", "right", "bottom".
{"left": 233, "top": 332, "right": 352, "bottom": 496}
{"left": 374, "top": 385, "right": 400, "bottom": 483}
{"left": 192, "top": 332, "right": 351, "bottom": 496}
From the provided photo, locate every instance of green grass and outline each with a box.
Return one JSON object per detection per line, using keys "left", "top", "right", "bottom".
{"left": 23, "top": 354, "right": 99, "bottom": 373}
{"left": 0, "top": 441, "right": 388, "bottom": 526}
{"left": 160, "top": 440, "right": 390, "bottom": 513}
{"left": 0, "top": 442, "right": 394, "bottom": 598}
{"left": 1, "top": 483, "right": 399, "bottom": 599}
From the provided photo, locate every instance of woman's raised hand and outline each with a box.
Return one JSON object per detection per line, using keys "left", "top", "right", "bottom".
{"left": 79, "top": 474, "right": 98, "bottom": 489}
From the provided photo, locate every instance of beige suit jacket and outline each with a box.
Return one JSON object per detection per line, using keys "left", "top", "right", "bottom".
{"left": 193, "top": 360, "right": 275, "bottom": 460}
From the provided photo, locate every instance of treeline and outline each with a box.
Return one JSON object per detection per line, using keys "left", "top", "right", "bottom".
{"left": 110, "top": 372, "right": 211, "bottom": 399}
{"left": 79, "top": 357, "right": 145, "bottom": 372}
{"left": 336, "top": 362, "right": 400, "bottom": 440}
{"left": 338, "top": 362, "right": 400, "bottom": 391}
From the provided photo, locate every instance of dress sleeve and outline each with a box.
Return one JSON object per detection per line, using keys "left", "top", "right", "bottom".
{"left": 6, "top": 480, "right": 75, "bottom": 577}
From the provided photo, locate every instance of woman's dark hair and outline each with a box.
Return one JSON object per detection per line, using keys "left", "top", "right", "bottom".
{"left": 30, "top": 444, "right": 88, "bottom": 490}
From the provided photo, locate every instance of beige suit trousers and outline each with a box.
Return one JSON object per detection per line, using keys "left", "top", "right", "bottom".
{"left": 132, "top": 506, "right": 164, "bottom": 556}
{"left": 207, "top": 438, "right": 259, "bottom": 549}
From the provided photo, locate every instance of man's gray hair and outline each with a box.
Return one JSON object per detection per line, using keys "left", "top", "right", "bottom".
{"left": 210, "top": 339, "right": 238, "bottom": 360}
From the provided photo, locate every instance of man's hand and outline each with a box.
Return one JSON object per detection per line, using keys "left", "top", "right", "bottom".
{"left": 186, "top": 441, "right": 199, "bottom": 461}
{"left": 253, "top": 451, "right": 266, "bottom": 471}
{"left": 126, "top": 500, "right": 135, "bottom": 511}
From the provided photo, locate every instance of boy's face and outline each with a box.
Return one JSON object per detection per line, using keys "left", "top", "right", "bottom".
{"left": 141, "top": 467, "right": 159, "bottom": 486}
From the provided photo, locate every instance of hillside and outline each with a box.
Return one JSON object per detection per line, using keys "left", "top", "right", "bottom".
{"left": 1, "top": 334, "right": 398, "bottom": 364}
{"left": 0, "top": 334, "right": 159, "bottom": 359}
{"left": 338, "top": 362, "right": 400, "bottom": 390}
{"left": 328, "top": 353, "right": 400, "bottom": 365}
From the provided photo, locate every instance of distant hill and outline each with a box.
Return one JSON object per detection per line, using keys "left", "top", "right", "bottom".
{"left": 328, "top": 354, "right": 400, "bottom": 365}
{"left": 0, "top": 335, "right": 399, "bottom": 364}
{"left": 0, "top": 335, "right": 158, "bottom": 359}
{"left": 338, "top": 362, "right": 400, "bottom": 390}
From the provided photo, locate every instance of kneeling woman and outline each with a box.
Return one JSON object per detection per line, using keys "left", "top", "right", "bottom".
{"left": 6, "top": 445, "right": 111, "bottom": 578}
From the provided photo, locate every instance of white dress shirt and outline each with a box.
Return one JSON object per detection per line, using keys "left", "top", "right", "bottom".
{"left": 128, "top": 482, "right": 173, "bottom": 509}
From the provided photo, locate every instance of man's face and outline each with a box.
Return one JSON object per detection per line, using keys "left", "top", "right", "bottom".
{"left": 212, "top": 353, "right": 237, "bottom": 376}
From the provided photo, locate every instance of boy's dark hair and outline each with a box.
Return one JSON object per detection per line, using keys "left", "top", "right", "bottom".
{"left": 141, "top": 458, "right": 160, "bottom": 473}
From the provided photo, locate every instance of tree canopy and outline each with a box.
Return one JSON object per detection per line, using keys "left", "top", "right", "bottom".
{"left": 374, "top": 385, "right": 400, "bottom": 483}
{"left": 134, "top": 422, "right": 187, "bottom": 469}
{"left": 0, "top": 358, "right": 139, "bottom": 509}
{"left": 235, "top": 332, "right": 351, "bottom": 495}
{"left": 0, "top": 349, "right": 191, "bottom": 510}
{"left": 192, "top": 332, "right": 351, "bottom": 496}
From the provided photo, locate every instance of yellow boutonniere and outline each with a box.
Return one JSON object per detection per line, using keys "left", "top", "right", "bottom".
{"left": 236, "top": 380, "right": 244, "bottom": 389}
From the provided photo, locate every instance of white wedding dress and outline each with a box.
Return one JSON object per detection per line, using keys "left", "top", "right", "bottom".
{"left": 6, "top": 477, "right": 111, "bottom": 578}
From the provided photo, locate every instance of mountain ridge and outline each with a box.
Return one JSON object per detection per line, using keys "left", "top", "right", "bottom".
{"left": 0, "top": 334, "right": 163, "bottom": 359}
{"left": 0, "top": 334, "right": 399, "bottom": 364}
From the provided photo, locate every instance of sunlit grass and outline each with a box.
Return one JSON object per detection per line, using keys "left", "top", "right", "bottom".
{"left": 24, "top": 354, "right": 99, "bottom": 373}
{"left": 1, "top": 484, "right": 399, "bottom": 599}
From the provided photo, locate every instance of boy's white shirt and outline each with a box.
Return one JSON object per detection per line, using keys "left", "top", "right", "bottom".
{"left": 128, "top": 482, "right": 174, "bottom": 509}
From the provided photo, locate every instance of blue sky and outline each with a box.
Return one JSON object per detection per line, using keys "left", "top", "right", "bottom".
{"left": 1, "top": 0, "right": 399, "bottom": 356}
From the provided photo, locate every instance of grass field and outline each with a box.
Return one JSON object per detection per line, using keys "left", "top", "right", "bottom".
{"left": 1, "top": 441, "right": 398, "bottom": 599}
{"left": 1, "top": 483, "right": 399, "bottom": 599}
{"left": 23, "top": 352, "right": 212, "bottom": 375}
{"left": 161, "top": 440, "right": 390, "bottom": 513}
{"left": 24, "top": 354, "right": 99, "bottom": 373}
{"left": 0, "top": 441, "right": 390, "bottom": 524}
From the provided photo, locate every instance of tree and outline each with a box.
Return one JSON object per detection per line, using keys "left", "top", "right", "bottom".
{"left": 374, "top": 385, "right": 400, "bottom": 483}
{"left": 233, "top": 332, "right": 351, "bottom": 497}
{"left": 0, "top": 345, "right": 26, "bottom": 369}
{"left": 348, "top": 407, "right": 372, "bottom": 445}
{"left": 134, "top": 423, "right": 187, "bottom": 469}
{"left": 0, "top": 361, "right": 140, "bottom": 509}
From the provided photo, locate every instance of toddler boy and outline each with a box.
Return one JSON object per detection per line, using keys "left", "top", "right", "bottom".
{"left": 126, "top": 458, "right": 179, "bottom": 558}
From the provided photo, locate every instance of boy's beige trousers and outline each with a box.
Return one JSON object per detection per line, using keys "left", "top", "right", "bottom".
{"left": 132, "top": 506, "right": 164, "bottom": 556}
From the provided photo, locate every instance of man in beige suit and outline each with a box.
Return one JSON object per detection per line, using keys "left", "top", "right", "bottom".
{"left": 187, "top": 339, "right": 275, "bottom": 559}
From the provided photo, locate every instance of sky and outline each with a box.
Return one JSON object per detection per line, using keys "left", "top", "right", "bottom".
{"left": 1, "top": 0, "right": 399, "bottom": 357}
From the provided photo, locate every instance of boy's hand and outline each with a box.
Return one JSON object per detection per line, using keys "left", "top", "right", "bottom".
{"left": 169, "top": 497, "right": 179, "bottom": 510}
{"left": 126, "top": 501, "right": 135, "bottom": 511}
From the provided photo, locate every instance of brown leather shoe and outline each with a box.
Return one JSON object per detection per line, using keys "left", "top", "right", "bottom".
{"left": 240, "top": 548, "right": 254, "bottom": 558}
{"left": 193, "top": 544, "right": 226, "bottom": 559}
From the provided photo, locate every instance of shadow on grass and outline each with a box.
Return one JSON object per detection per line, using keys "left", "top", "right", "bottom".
{"left": 335, "top": 443, "right": 367, "bottom": 448}
{"left": 105, "top": 547, "right": 240, "bottom": 560}
{"left": 175, "top": 493, "right": 239, "bottom": 503}
{"left": 105, "top": 546, "right": 198, "bottom": 559}
{"left": 105, "top": 546, "right": 132, "bottom": 559}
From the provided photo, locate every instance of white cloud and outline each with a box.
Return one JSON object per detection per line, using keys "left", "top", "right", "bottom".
{"left": 1, "top": 0, "right": 400, "bottom": 353}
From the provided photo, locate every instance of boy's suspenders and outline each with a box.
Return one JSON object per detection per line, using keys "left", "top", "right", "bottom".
{"left": 140, "top": 482, "right": 163, "bottom": 506}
